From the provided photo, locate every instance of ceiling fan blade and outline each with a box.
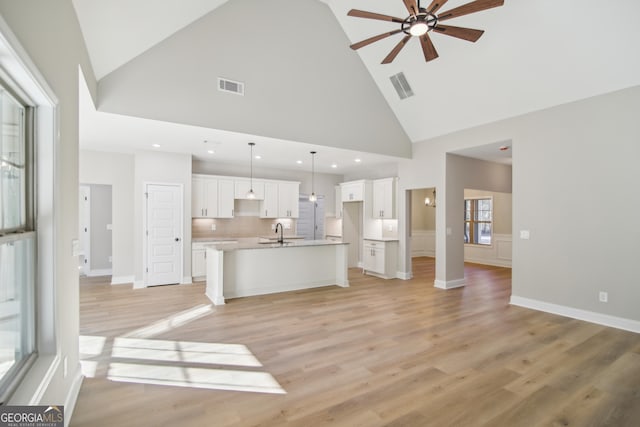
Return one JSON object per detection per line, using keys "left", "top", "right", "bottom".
{"left": 438, "top": 0, "right": 504, "bottom": 22}
{"left": 432, "top": 25, "right": 484, "bottom": 42}
{"left": 382, "top": 35, "right": 412, "bottom": 64}
{"left": 419, "top": 33, "right": 439, "bottom": 62}
{"left": 347, "top": 9, "right": 405, "bottom": 24}
{"left": 402, "top": 0, "right": 419, "bottom": 15}
{"left": 424, "top": 0, "right": 448, "bottom": 14}
{"left": 350, "top": 29, "right": 404, "bottom": 50}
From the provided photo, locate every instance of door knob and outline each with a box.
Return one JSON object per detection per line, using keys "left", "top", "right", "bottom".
{"left": 175, "top": 238, "right": 180, "bottom": 242}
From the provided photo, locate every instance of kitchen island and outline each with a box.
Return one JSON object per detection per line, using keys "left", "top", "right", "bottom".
{"left": 205, "top": 240, "right": 349, "bottom": 305}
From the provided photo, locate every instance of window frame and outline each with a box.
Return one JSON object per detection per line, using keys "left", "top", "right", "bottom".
{"left": 464, "top": 196, "right": 493, "bottom": 246}
{"left": 0, "top": 77, "right": 37, "bottom": 404}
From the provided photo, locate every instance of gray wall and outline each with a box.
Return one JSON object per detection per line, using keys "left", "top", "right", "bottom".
{"left": 411, "top": 188, "right": 436, "bottom": 231}
{"left": 398, "top": 85, "right": 640, "bottom": 322}
{"left": 98, "top": 0, "right": 411, "bottom": 159}
{"left": 0, "top": 0, "right": 97, "bottom": 407}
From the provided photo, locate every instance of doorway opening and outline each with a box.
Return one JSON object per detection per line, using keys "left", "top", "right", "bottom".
{"left": 78, "top": 184, "right": 113, "bottom": 277}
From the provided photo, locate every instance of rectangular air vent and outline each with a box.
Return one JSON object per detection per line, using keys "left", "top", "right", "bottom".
{"left": 218, "top": 77, "right": 244, "bottom": 96}
{"left": 390, "top": 72, "right": 414, "bottom": 100}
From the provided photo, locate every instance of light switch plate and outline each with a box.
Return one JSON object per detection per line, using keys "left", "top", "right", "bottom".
{"left": 520, "top": 230, "right": 530, "bottom": 240}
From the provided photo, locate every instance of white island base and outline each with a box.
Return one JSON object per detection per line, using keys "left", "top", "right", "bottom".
{"left": 205, "top": 240, "right": 349, "bottom": 305}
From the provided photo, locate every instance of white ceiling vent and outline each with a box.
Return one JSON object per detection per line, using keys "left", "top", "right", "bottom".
{"left": 390, "top": 72, "right": 414, "bottom": 100}
{"left": 218, "top": 77, "right": 244, "bottom": 96}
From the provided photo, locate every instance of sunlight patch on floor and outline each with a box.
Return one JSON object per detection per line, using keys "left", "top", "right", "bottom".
{"left": 111, "top": 337, "right": 262, "bottom": 367}
{"left": 107, "top": 362, "right": 286, "bottom": 394}
{"left": 122, "top": 304, "right": 213, "bottom": 338}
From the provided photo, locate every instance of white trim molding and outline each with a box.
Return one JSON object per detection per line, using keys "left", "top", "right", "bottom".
{"left": 133, "top": 280, "right": 145, "bottom": 289}
{"left": 410, "top": 230, "right": 435, "bottom": 258}
{"left": 111, "top": 275, "right": 134, "bottom": 285}
{"left": 86, "top": 268, "right": 112, "bottom": 277}
{"left": 510, "top": 296, "right": 640, "bottom": 334}
{"left": 396, "top": 271, "right": 412, "bottom": 280}
{"left": 434, "top": 278, "right": 465, "bottom": 290}
{"left": 63, "top": 370, "right": 84, "bottom": 427}
{"left": 464, "top": 233, "right": 512, "bottom": 268}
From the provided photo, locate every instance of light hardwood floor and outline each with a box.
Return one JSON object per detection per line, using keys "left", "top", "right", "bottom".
{"left": 72, "top": 258, "right": 640, "bottom": 426}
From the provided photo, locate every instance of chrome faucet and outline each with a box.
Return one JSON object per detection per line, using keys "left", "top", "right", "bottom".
{"left": 275, "top": 222, "right": 284, "bottom": 244}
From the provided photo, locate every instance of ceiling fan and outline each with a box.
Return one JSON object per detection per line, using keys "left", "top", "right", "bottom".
{"left": 348, "top": 0, "right": 504, "bottom": 64}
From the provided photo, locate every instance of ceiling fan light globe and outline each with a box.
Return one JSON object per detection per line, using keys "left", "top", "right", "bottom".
{"left": 409, "top": 21, "right": 429, "bottom": 36}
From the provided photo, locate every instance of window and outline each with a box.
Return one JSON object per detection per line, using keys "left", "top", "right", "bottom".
{"left": 464, "top": 198, "right": 492, "bottom": 245}
{"left": 0, "top": 83, "right": 36, "bottom": 403}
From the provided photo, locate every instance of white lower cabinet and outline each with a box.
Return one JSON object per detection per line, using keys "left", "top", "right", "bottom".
{"left": 363, "top": 240, "right": 398, "bottom": 279}
{"left": 192, "top": 248, "right": 206, "bottom": 279}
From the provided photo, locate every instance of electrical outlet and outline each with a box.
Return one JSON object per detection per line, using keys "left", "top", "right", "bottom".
{"left": 520, "top": 230, "right": 530, "bottom": 240}
{"left": 108, "top": 256, "right": 112, "bottom": 263}
{"left": 599, "top": 291, "right": 608, "bottom": 303}
{"left": 271, "top": 224, "right": 275, "bottom": 230}
{"left": 211, "top": 224, "right": 216, "bottom": 231}
{"left": 284, "top": 223, "right": 291, "bottom": 229}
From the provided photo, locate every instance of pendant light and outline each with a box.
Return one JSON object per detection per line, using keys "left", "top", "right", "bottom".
{"left": 309, "top": 151, "right": 317, "bottom": 202}
{"left": 246, "top": 142, "right": 256, "bottom": 199}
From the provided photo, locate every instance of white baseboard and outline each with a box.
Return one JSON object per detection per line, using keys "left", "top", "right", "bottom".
{"left": 111, "top": 275, "right": 134, "bottom": 285}
{"left": 464, "top": 257, "right": 512, "bottom": 268}
{"left": 412, "top": 250, "right": 435, "bottom": 258}
{"left": 133, "top": 280, "right": 145, "bottom": 289}
{"left": 86, "top": 269, "right": 112, "bottom": 277}
{"left": 181, "top": 276, "right": 193, "bottom": 285}
{"left": 396, "top": 271, "right": 412, "bottom": 280}
{"left": 510, "top": 296, "right": 640, "bottom": 334}
{"left": 434, "top": 278, "right": 465, "bottom": 289}
{"left": 63, "top": 369, "right": 84, "bottom": 427}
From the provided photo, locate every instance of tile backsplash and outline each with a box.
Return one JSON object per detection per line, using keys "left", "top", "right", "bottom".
{"left": 192, "top": 217, "right": 296, "bottom": 239}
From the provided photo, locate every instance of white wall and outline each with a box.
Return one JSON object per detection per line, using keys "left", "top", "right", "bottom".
{"left": 398, "top": 85, "right": 640, "bottom": 324}
{"left": 79, "top": 150, "right": 134, "bottom": 282}
{"left": 134, "top": 151, "right": 192, "bottom": 284}
{"left": 0, "top": 0, "right": 97, "bottom": 411}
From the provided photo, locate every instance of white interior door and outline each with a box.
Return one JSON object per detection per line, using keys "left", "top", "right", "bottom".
{"left": 146, "top": 184, "right": 182, "bottom": 286}
{"left": 79, "top": 185, "right": 91, "bottom": 276}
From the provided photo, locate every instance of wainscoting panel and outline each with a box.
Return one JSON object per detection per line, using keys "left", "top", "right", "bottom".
{"left": 410, "top": 230, "right": 435, "bottom": 257}
{"left": 464, "top": 234, "right": 512, "bottom": 267}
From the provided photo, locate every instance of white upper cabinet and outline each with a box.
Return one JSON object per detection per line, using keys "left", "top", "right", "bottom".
{"left": 260, "top": 182, "right": 279, "bottom": 218}
{"left": 192, "top": 174, "right": 299, "bottom": 219}
{"left": 278, "top": 181, "right": 299, "bottom": 218}
{"left": 341, "top": 180, "right": 365, "bottom": 202}
{"left": 235, "top": 178, "right": 265, "bottom": 200}
{"left": 217, "top": 179, "right": 235, "bottom": 218}
{"left": 192, "top": 176, "right": 218, "bottom": 218}
{"left": 372, "top": 177, "right": 397, "bottom": 219}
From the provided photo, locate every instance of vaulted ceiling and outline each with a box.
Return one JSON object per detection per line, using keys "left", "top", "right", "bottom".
{"left": 74, "top": 0, "right": 640, "bottom": 171}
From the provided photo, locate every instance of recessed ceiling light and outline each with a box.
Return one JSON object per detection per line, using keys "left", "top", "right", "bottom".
{"left": 296, "top": 160, "right": 303, "bottom": 164}
{"left": 255, "top": 155, "right": 261, "bottom": 159}
{"left": 207, "top": 150, "right": 215, "bottom": 154}
{"left": 354, "top": 158, "right": 361, "bottom": 163}
{"left": 152, "top": 144, "right": 161, "bottom": 148}
{"left": 331, "top": 164, "right": 338, "bottom": 168}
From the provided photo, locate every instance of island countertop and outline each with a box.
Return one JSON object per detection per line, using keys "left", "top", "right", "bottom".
{"left": 204, "top": 239, "right": 348, "bottom": 252}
